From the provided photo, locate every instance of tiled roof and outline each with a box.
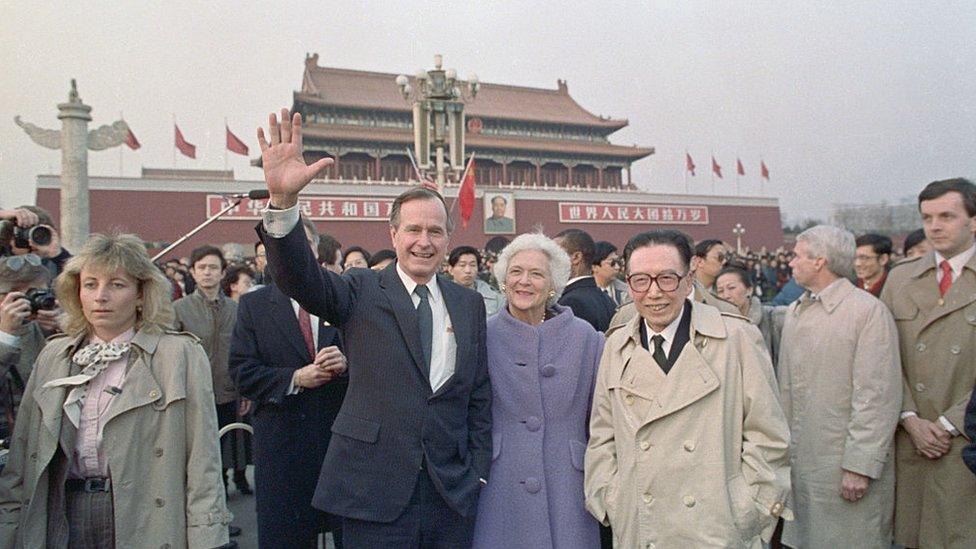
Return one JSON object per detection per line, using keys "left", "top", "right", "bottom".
{"left": 299, "top": 54, "right": 629, "bottom": 130}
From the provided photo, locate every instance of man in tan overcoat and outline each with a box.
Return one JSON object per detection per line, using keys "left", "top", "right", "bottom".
{"left": 778, "top": 225, "right": 902, "bottom": 548}
{"left": 880, "top": 178, "right": 976, "bottom": 548}
{"left": 585, "top": 229, "right": 791, "bottom": 548}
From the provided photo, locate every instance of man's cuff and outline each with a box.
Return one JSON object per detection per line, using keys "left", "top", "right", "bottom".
{"left": 900, "top": 411, "right": 918, "bottom": 422}
{"left": 286, "top": 372, "right": 303, "bottom": 395}
{"left": 262, "top": 204, "right": 300, "bottom": 237}
{"left": 939, "top": 415, "right": 960, "bottom": 436}
{"left": 0, "top": 331, "right": 21, "bottom": 348}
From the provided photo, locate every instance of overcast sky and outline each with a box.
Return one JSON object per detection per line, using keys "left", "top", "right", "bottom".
{"left": 2, "top": 2, "right": 974, "bottom": 225}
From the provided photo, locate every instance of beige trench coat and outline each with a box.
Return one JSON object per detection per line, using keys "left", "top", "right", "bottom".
{"left": 880, "top": 252, "right": 976, "bottom": 549}
{"left": 0, "top": 329, "right": 231, "bottom": 549}
{"left": 778, "top": 278, "right": 902, "bottom": 548}
{"left": 585, "top": 300, "right": 791, "bottom": 548}
{"left": 609, "top": 279, "right": 740, "bottom": 328}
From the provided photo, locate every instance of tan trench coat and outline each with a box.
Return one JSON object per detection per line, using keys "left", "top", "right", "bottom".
{"left": 0, "top": 329, "right": 231, "bottom": 549}
{"left": 585, "top": 300, "right": 791, "bottom": 548}
{"left": 609, "top": 279, "right": 740, "bottom": 328}
{"left": 880, "top": 252, "right": 976, "bottom": 549}
{"left": 778, "top": 278, "right": 902, "bottom": 548}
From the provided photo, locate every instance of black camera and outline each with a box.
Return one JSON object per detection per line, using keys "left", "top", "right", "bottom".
{"left": 13, "top": 225, "right": 52, "bottom": 249}
{"left": 25, "top": 288, "right": 57, "bottom": 313}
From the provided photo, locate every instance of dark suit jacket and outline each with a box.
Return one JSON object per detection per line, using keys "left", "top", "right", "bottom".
{"left": 229, "top": 284, "right": 347, "bottom": 547}
{"left": 258, "top": 221, "right": 492, "bottom": 522}
{"left": 559, "top": 276, "right": 617, "bottom": 332}
{"left": 963, "top": 386, "right": 976, "bottom": 475}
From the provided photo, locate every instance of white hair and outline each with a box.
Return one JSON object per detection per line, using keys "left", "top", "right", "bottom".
{"left": 492, "top": 233, "right": 572, "bottom": 306}
{"left": 797, "top": 225, "right": 856, "bottom": 278}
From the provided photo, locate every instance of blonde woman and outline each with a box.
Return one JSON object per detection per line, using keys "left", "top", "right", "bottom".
{"left": 0, "top": 233, "right": 230, "bottom": 548}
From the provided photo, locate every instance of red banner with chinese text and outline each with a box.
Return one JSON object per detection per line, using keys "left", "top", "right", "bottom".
{"left": 558, "top": 202, "right": 709, "bottom": 225}
{"left": 207, "top": 195, "right": 394, "bottom": 221}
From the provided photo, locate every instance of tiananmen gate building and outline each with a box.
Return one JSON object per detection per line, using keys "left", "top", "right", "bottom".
{"left": 36, "top": 54, "right": 783, "bottom": 259}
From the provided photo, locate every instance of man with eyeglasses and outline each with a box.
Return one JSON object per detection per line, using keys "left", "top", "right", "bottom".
{"left": 0, "top": 254, "right": 60, "bottom": 441}
{"left": 592, "top": 241, "right": 631, "bottom": 308}
{"left": 854, "top": 234, "right": 892, "bottom": 297}
{"left": 584, "top": 229, "right": 790, "bottom": 548}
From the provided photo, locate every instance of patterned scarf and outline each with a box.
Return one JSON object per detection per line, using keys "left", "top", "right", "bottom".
{"left": 42, "top": 341, "right": 131, "bottom": 427}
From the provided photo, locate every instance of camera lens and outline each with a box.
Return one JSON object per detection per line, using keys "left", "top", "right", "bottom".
{"left": 30, "top": 225, "right": 52, "bottom": 246}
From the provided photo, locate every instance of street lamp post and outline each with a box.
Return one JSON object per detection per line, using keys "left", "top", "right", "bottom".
{"left": 732, "top": 223, "right": 746, "bottom": 255}
{"left": 396, "top": 54, "right": 479, "bottom": 192}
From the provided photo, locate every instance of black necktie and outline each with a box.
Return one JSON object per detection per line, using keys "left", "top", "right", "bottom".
{"left": 415, "top": 285, "right": 433, "bottom": 376}
{"left": 651, "top": 334, "right": 669, "bottom": 373}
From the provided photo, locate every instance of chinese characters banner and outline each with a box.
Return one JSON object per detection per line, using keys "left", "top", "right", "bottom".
{"left": 207, "top": 195, "right": 395, "bottom": 221}
{"left": 558, "top": 202, "right": 709, "bottom": 225}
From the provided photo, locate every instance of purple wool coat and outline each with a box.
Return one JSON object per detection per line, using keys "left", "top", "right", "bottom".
{"left": 473, "top": 304, "right": 604, "bottom": 549}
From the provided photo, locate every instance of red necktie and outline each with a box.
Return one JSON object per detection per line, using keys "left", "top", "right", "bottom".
{"left": 939, "top": 260, "right": 953, "bottom": 296}
{"left": 297, "top": 308, "right": 315, "bottom": 358}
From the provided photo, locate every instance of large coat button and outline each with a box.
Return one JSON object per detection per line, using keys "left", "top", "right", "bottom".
{"left": 624, "top": 394, "right": 635, "bottom": 405}
{"left": 524, "top": 477, "right": 541, "bottom": 493}
{"left": 916, "top": 383, "right": 926, "bottom": 392}
{"left": 541, "top": 364, "right": 556, "bottom": 377}
{"left": 916, "top": 343, "right": 926, "bottom": 352}
{"left": 525, "top": 416, "right": 542, "bottom": 432}
{"left": 683, "top": 495, "right": 696, "bottom": 507}
{"left": 683, "top": 441, "right": 696, "bottom": 452}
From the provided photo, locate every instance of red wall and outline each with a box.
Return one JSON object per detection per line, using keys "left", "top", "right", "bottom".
{"left": 38, "top": 188, "right": 784, "bottom": 260}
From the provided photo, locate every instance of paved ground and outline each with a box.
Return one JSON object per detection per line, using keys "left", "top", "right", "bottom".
{"left": 226, "top": 466, "right": 337, "bottom": 549}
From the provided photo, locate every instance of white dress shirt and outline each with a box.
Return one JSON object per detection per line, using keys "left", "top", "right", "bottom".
{"left": 396, "top": 263, "right": 457, "bottom": 392}
{"left": 935, "top": 244, "right": 976, "bottom": 284}
{"left": 643, "top": 300, "right": 687, "bottom": 357}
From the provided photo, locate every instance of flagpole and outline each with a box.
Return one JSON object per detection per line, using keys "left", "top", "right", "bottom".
{"left": 683, "top": 150, "right": 688, "bottom": 194}
{"left": 119, "top": 111, "right": 124, "bottom": 177}
{"left": 710, "top": 150, "right": 715, "bottom": 195}
{"left": 735, "top": 153, "right": 739, "bottom": 197}
{"left": 223, "top": 118, "right": 228, "bottom": 172}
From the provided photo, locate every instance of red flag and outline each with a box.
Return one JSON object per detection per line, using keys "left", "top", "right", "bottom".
{"left": 125, "top": 127, "right": 141, "bottom": 150}
{"left": 175, "top": 125, "right": 196, "bottom": 159}
{"left": 736, "top": 158, "right": 745, "bottom": 176}
{"left": 685, "top": 153, "right": 696, "bottom": 176}
{"left": 760, "top": 160, "right": 770, "bottom": 180}
{"left": 458, "top": 156, "right": 476, "bottom": 229}
{"left": 712, "top": 156, "right": 723, "bottom": 179}
{"left": 226, "top": 126, "right": 249, "bottom": 156}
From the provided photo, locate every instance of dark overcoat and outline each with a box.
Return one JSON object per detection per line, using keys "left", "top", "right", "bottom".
{"left": 230, "top": 284, "right": 347, "bottom": 548}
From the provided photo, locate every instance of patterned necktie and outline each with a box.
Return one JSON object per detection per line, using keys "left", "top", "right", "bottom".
{"left": 298, "top": 307, "right": 315, "bottom": 358}
{"left": 939, "top": 260, "right": 953, "bottom": 296}
{"left": 414, "top": 285, "right": 433, "bottom": 377}
{"left": 43, "top": 341, "right": 131, "bottom": 427}
{"left": 651, "top": 335, "right": 669, "bottom": 373}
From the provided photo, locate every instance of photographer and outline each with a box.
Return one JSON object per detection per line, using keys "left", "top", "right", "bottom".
{"left": 0, "top": 254, "right": 59, "bottom": 440}
{"left": 0, "top": 206, "right": 72, "bottom": 278}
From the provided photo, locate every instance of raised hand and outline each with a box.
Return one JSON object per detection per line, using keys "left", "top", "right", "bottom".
{"left": 257, "top": 108, "right": 334, "bottom": 208}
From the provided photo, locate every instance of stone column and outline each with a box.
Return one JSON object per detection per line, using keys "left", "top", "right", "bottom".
{"left": 57, "top": 86, "right": 93, "bottom": 253}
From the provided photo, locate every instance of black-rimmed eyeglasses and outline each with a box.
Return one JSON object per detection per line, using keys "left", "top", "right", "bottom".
{"left": 627, "top": 271, "right": 687, "bottom": 293}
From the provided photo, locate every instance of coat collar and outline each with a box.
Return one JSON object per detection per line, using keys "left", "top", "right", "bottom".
{"left": 268, "top": 285, "right": 316, "bottom": 361}
{"left": 902, "top": 251, "right": 976, "bottom": 331}
{"left": 807, "top": 277, "right": 853, "bottom": 315}
{"left": 34, "top": 328, "right": 164, "bottom": 438}
{"left": 615, "top": 299, "right": 727, "bottom": 354}
{"left": 610, "top": 300, "right": 722, "bottom": 427}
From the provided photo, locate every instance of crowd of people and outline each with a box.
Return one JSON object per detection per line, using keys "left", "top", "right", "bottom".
{"left": 0, "top": 109, "right": 974, "bottom": 549}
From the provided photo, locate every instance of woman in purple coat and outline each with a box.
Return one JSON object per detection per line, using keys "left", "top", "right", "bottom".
{"left": 473, "top": 233, "right": 604, "bottom": 548}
